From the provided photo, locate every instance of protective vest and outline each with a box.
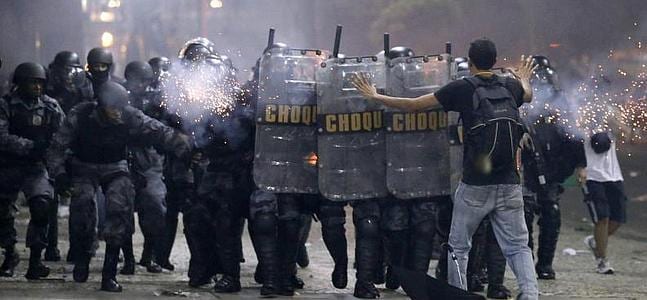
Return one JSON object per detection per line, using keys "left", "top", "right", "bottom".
{"left": 74, "top": 103, "right": 130, "bottom": 163}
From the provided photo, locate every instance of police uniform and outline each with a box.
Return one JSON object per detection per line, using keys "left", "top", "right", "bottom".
{"left": 46, "top": 88, "right": 190, "bottom": 291}
{"left": 0, "top": 93, "right": 63, "bottom": 277}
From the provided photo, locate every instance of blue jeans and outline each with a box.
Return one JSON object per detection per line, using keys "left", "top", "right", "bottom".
{"left": 448, "top": 182, "right": 538, "bottom": 300}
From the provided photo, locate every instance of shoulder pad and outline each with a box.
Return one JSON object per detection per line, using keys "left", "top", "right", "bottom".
{"left": 42, "top": 95, "right": 62, "bottom": 109}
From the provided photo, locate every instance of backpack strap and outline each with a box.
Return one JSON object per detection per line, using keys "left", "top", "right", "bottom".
{"left": 463, "top": 76, "right": 483, "bottom": 110}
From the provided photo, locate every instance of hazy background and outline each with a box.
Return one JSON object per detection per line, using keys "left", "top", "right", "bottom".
{"left": 1, "top": 0, "right": 646, "bottom": 85}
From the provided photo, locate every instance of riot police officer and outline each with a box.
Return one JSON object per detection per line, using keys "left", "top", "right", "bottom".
{"left": 85, "top": 47, "right": 120, "bottom": 260}
{"left": 86, "top": 47, "right": 123, "bottom": 90}
{"left": 522, "top": 56, "right": 586, "bottom": 280}
{"left": 121, "top": 60, "right": 168, "bottom": 274}
{"left": 375, "top": 47, "right": 440, "bottom": 293}
{"left": 166, "top": 37, "right": 223, "bottom": 288}
{"left": 150, "top": 56, "right": 193, "bottom": 272}
{"left": 43, "top": 51, "right": 94, "bottom": 263}
{"left": 47, "top": 51, "right": 94, "bottom": 113}
{"left": 46, "top": 82, "right": 191, "bottom": 292}
{"left": 0, "top": 63, "right": 65, "bottom": 279}
{"left": 148, "top": 56, "right": 171, "bottom": 89}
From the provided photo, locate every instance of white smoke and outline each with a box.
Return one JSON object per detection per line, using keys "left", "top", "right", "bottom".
{"left": 160, "top": 60, "right": 242, "bottom": 147}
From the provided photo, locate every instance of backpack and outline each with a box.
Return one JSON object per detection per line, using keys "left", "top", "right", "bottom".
{"left": 463, "top": 75, "right": 523, "bottom": 175}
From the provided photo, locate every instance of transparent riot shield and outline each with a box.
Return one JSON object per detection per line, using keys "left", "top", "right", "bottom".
{"left": 316, "top": 56, "right": 388, "bottom": 201}
{"left": 384, "top": 54, "right": 460, "bottom": 199}
{"left": 253, "top": 48, "right": 327, "bottom": 193}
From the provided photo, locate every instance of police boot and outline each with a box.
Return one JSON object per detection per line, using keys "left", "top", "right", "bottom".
{"left": 44, "top": 195, "right": 61, "bottom": 262}
{"left": 467, "top": 275, "right": 484, "bottom": 293}
{"left": 101, "top": 244, "right": 122, "bottom": 292}
{"left": 536, "top": 203, "right": 560, "bottom": 280}
{"left": 435, "top": 246, "right": 448, "bottom": 282}
{"left": 289, "top": 268, "right": 305, "bottom": 290}
{"left": 0, "top": 246, "right": 20, "bottom": 277}
{"left": 250, "top": 213, "right": 280, "bottom": 296}
{"left": 322, "top": 223, "right": 348, "bottom": 289}
{"left": 354, "top": 280, "right": 380, "bottom": 299}
{"left": 407, "top": 220, "right": 435, "bottom": 274}
{"left": 120, "top": 238, "right": 135, "bottom": 275}
{"left": 44, "top": 247, "right": 61, "bottom": 262}
{"left": 296, "top": 215, "right": 312, "bottom": 268}
{"left": 73, "top": 252, "right": 91, "bottom": 283}
{"left": 277, "top": 220, "right": 301, "bottom": 296}
{"left": 158, "top": 211, "right": 178, "bottom": 271}
{"left": 536, "top": 264, "right": 556, "bottom": 280}
{"left": 384, "top": 230, "right": 407, "bottom": 290}
{"left": 214, "top": 275, "right": 241, "bottom": 293}
{"left": 353, "top": 218, "right": 380, "bottom": 299}
{"left": 296, "top": 243, "right": 309, "bottom": 269}
{"left": 213, "top": 231, "right": 242, "bottom": 293}
{"left": 138, "top": 239, "right": 152, "bottom": 267}
{"left": 254, "top": 264, "right": 264, "bottom": 284}
{"left": 374, "top": 240, "right": 386, "bottom": 285}
{"left": 25, "top": 247, "right": 50, "bottom": 279}
{"left": 143, "top": 237, "right": 163, "bottom": 273}
{"left": 487, "top": 284, "right": 512, "bottom": 299}
{"left": 186, "top": 233, "right": 213, "bottom": 287}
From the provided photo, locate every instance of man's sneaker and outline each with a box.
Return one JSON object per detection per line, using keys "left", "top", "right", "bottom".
{"left": 596, "top": 258, "right": 614, "bottom": 274}
{"left": 584, "top": 235, "right": 597, "bottom": 256}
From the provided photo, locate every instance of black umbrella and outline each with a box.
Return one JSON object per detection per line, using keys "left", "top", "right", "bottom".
{"left": 392, "top": 266, "right": 486, "bottom": 300}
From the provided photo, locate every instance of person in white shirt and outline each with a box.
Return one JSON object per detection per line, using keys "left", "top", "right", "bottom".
{"left": 582, "top": 131, "right": 627, "bottom": 275}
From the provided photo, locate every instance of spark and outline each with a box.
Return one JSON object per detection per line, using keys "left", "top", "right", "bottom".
{"left": 160, "top": 61, "right": 239, "bottom": 135}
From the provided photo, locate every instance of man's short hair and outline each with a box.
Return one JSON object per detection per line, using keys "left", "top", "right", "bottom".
{"left": 468, "top": 38, "right": 497, "bottom": 70}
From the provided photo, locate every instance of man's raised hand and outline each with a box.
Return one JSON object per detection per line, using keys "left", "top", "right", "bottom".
{"left": 509, "top": 55, "right": 537, "bottom": 82}
{"left": 351, "top": 72, "right": 378, "bottom": 99}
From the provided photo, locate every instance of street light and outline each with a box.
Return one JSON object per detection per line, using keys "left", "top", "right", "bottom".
{"left": 99, "top": 11, "right": 115, "bottom": 22}
{"left": 101, "top": 31, "right": 114, "bottom": 47}
{"left": 108, "top": 0, "right": 121, "bottom": 8}
{"left": 210, "top": 0, "right": 223, "bottom": 9}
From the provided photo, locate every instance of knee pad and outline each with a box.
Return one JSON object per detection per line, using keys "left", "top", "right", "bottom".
{"left": 539, "top": 204, "right": 561, "bottom": 227}
{"left": 355, "top": 218, "right": 380, "bottom": 239}
{"left": 28, "top": 196, "right": 51, "bottom": 224}
{"left": 249, "top": 190, "right": 277, "bottom": 217}
{"left": 251, "top": 213, "right": 277, "bottom": 236}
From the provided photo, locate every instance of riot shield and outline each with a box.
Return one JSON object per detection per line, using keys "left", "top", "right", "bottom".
{"left": 316, "top": 56, "right": 388, "bottom": 201}
{"left": 253, "top": 47, "right": 327, "bottom": 193}
{"left": 384, "top": 54, "right": 460, "bottom": 199}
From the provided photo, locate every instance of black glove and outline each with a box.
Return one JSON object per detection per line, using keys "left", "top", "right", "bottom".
{"left": 54, "top": 173, "right": 71, "bottom": 195}
{"left": 27, "top": 140, "right": 49, "bottom": 160}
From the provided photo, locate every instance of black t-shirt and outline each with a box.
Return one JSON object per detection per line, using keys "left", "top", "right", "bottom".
{"left": 435, "top": 75, "right": 525, "bottom": 186}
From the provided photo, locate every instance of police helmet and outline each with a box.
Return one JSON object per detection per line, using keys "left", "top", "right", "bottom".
{"left": 13, "top": 62, "right": 47, "bottom": 84}
{"left": 96, "top": 81, "right": 129, "bottom": 109}
{"left": 387, "top": 46, "right": 415, "bottom": 60}
{"left": 124, "top": 61, "right": 154, "bottom": 82}
{"left": 53, "top": 51, "right": 82, "bottom": 68}
{"left": 87, "top": 47, "right": 114, "bottom": 65}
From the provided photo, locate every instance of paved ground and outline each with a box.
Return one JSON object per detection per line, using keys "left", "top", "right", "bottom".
{"left": 1, "top": 193, "right": 646, "bottom": 300}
